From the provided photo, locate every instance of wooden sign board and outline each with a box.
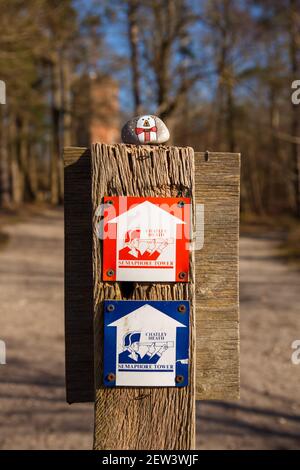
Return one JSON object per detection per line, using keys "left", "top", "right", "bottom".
{"left": 64, "top": 147, "right": 240, "bottom": 404}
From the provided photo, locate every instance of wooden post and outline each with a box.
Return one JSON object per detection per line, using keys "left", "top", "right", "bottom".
{"left": 195, "top": 152, "right": 240, "bottom": 399}
{"left": 91, "top": 143, "right": 195, "bottom": 450}
{"left": 64, "top": 148, "right": 94, "bottom": 403}
{"left": 64, "top": 147, "right": 240, "bottom": 447}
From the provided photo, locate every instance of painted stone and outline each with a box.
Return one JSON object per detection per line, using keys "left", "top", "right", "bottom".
{"left": 121, "top": 114, "right": 170, "bottom": 145}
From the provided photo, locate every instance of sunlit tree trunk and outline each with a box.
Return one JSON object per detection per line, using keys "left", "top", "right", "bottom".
{"left": 11, "top": 116, "right": 24, "bottom": 205}
{"left": 289, "top": 0, "right": 300, "bottom": 217}
{"left": 0, "top": 106, "right": 11, "bottom": 207}
{"left": 127, "top": 0, "right": 142, "bottom": 115}
{"left": 214, "top": 0, "right": 236, "bottom": 152}
{"left": 50, "top": 53, "right": 62, "bottom": 205}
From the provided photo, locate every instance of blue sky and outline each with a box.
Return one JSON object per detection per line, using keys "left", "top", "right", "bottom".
{"left": 73, "top": 0, "right": 226, "bottom": 113}
{"left": 73, "top": 0, "right": 275, "bottom": 114}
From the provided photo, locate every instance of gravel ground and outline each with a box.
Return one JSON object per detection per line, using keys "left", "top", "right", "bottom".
{"left": 0, "top": 209, "right": 93, "bottom": 450}
{"left": 0, "top": 209, "right": 299, "bottom": 449}
{"left": 197, "top": 235, "right": 300, "bottom": 450}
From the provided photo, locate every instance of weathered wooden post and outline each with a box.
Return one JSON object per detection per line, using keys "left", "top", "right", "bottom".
{"left": 64, "top": 116, "right": 240, "bottom": 450}
{"left": 91, "top": 142, "right": 195, "bottom": 450}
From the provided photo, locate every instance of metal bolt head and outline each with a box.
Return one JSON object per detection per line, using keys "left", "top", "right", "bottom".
{"left": 107, "top": 304, "right": 115, "bottom": 312}
{"left": 107, "top": 373, "right": 115, "bottom": 382}
{"left": 177, "top": 304, "right": 186, "bottom": 313}
{"left": 177, "top": 200, "right": 185, "bottom": 208}
{"left": 178, "top": 271, "right": 186, "bottom": 280}
{"left": 106, "top": 269, "right": 115, "bottom": 277}
{"left": 175, "top": 375, "right": 184, "bottom": 384}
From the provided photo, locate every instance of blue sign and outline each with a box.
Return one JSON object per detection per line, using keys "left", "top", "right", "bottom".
{"left": 103, "top": 300, "right": 189, "bottom": 387}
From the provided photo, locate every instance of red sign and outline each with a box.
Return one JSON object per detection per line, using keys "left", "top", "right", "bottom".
{"left": 102, "top": 197, "right": 191, "bottom": 282}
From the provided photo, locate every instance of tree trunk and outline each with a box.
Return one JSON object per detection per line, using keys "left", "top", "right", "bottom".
{"left": 62, "top": 55, "right": 72, "bottom": 147}
{"left": 289, "top": 0, "right": 300, "bottom": 217}
{"left": 60, "top": 55, "right": 73, "bottom": 200}
{"left": 225, "top": 76, "right": 236, "bottom": 153}
{"left": 267, "top": 86, "right": 281, "bottom": 213}
{"left": 221, "top": 0, "right": 236, "bottom": 152}
{"left": 27, "top": 143, "right": 38, "bottom": 200}
{"left": 50, "top": 53, "right": 63, "bottom": 205}
{"left": 127, "top": 0, "right": 142, "bottom": 115}
{"left": 11, "top": 115, "right": 25, "bottom": 205}
{"left": 0, "top": 106, "right": 11, "bottom": 207}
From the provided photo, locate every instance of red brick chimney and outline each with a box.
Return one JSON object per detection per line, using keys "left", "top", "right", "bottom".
{"left": 73, "top": 74, "right": 120, "bottom": 146}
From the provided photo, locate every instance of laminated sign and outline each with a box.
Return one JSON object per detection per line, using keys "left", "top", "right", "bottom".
{"left": 103, "top": 300, "right": 190, "bottom": 387}
{"left": 102, "top": 196, "right": 191, "bottom": 282}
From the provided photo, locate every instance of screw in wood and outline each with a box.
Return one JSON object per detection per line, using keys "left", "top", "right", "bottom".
{"left": 106, "top": 269, "right": 115, "bottom": 277}
{"left": 175, "top": 375, "right": 184, "bottom": 384}
{"left": 107, "top": 373, "right": 115, "bottom": 382}
{"left": 178, "top": 271, "right": 186, "bottom": 280}
{"left": 177, "top": 200, "right": 185, "bottom": 208}
{"left": 107, "top": 304, "right": 115, "bottom": 312}
{"left": 177, "top": 304, "right": 186, "bottom": 313}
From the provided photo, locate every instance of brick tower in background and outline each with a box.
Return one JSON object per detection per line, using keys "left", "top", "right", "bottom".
{"left": 72, "top": 74, "right": 120, "bottom": 146}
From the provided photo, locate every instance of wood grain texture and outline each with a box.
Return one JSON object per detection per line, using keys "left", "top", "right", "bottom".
{"left": 64, "top": 147, "right": 94, "bottom": 403}
{"left": 195, "top": 152, "right": 240, "bottom": 400}
{"left": 91, "top": 143, "right": 195, "bottom": 450}
{"left": 63, "top": 148, "right": 240, "bottom": 406}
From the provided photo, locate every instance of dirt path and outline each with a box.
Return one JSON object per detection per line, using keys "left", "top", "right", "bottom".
{"left": 0, "top": 209, "right": 93, "bottom": 450}
{"left": 0, "top": 210, "right": 299, "bottom": 449}
{"left": 197, "top": 235, "right": 300, "bottom": 450}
